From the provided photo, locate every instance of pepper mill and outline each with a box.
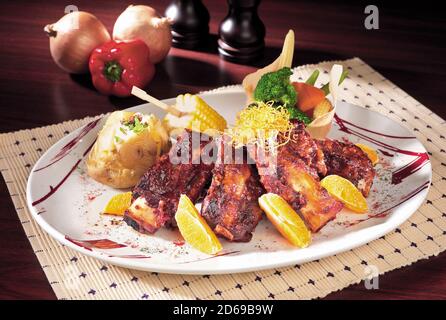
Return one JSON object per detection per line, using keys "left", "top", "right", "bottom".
{"left": 218, "top": 0, "right": 265, "bottom": 63}
{"left": 165, "top": 0, "right": 210, "bottom": 49}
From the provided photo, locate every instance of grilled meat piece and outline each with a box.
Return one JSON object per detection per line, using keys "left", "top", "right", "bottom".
{"left": 251, "top": 123, "right": 343, "bottom": 232}
{"left": 201, "top": 138, "right": 264, "bottom": 242}
{"left": 317, "top": 139, "right": 375, "bottom": 197}
{"left": 289, "top": 121, "right": 327, "bottom": 178}
{"left": 124, "top": 130, "right": 215, "bottom": 234}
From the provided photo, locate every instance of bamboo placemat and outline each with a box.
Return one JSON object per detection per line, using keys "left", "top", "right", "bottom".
{"left": 1, "top": 58, "right": 445, "bottom": 300}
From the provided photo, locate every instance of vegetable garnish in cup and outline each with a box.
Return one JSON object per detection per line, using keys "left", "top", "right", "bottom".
{"left": 89, "top": 40, "right": 155, "bottom": 97}
{"left": 242, "top": 29, "right": 349, "bottom": 139}
{"left": 247, "top": 64, "right": 346, "bottom": 138}
{"left": 305, "top": 64, "right": 346, "bottom": 139}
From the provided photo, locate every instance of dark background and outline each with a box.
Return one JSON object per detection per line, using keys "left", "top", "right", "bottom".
{"left": 0, "top": 0, "right": 445, "bottom": 299}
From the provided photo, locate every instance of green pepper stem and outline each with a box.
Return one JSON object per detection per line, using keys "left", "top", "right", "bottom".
{"left": 103, "top": 61, "right": 123, "bottom": 83}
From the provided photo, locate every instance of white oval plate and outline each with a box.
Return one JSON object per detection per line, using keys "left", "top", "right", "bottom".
{"left": 26, "top": 88, "right": 431, "bottom": 274}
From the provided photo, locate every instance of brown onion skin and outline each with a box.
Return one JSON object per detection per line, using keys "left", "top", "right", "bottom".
{"left": 45, "top": 11, "right": 110, "bottom": 74}
{"left": 113, "top": 5, "right": 172, "bottom": 64}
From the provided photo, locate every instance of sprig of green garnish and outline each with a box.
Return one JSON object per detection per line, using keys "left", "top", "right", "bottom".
{"left": 287, "top": 107, "right": 312, "bottom": 125}
{"left": 132, "top": 117, "right": 147, "bottom": 134}
{"left": 123, "top": 116, "right": 149, "bottom": 134}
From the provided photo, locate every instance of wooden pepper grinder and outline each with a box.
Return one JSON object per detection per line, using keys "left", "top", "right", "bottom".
{"left": 165, "top": 0, "right": 210, "bottom": 49}
{"left": 218, "top": 0, "right": 265, "bottom": 63}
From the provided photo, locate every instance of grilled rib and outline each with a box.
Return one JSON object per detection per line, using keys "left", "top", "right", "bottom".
{"left": 317, "top": 139, "right": 375, "bottom": 197}
{"left": 251, "top": 122, "right": 343, "bottom": 232}
{"left": 201, "top": 138, "right": 264, "bottom": 242}
{"left": 289, "top": 120, "right": 327, "bottom": 178}
{"left": 124, "top": 130, "right": 215, "bottom": 234}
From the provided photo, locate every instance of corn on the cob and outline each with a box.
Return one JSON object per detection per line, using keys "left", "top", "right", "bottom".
{"left": 176, "top": 94, "right": 227, "bottom": 133}
{"left": 131, "top": 87, "right": 227, "bottom": 135}
{"left": 313, "top": 98, "right": 333, "bottom": 119}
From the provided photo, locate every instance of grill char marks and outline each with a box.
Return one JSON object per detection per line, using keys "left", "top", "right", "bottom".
{"left": 317, "top": 139, "right": 375, "bottom": 197}
{"left": 289, "top": 121, "right": 328, "bottom": 178}
{"left": 124, "top": 122, "right": 375, "bottom": 238}
{"left": 251, "top": 122, "right": 343, "bottom": 232}
{"left": 201, "top": 138, "right": 264, "bottom": 242}
{"left": 124, "top": 130, "right": 215, "bottom": 234}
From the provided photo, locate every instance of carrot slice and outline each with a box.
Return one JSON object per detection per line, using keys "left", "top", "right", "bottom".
{"left": 292, "top": 82, "right": 326, "bottom": 112}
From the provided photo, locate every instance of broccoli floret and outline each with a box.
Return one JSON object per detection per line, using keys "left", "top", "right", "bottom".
{"left": 253, "top": 67, "right": 297, "bottom": 108}
{"left": 287, "top": 107, "right": 312, "bottom": 125}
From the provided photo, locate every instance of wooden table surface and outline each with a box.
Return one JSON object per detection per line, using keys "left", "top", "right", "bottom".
{"left": 0, "top": 0, "right": 445, "bottom": 299}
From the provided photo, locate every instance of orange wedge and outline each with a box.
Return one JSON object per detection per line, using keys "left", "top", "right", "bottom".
{"left": 356, "top": 143, "right": 379, "bottom": 165}
{"left": 175, "top": 195, "right": 222, "bottom": 255}
{"left": 258, "top": 193, "right": 311, "bottom": 248}
{"left": 103, "top": 192, "right": 132, "bottom": 216}
{"left": 320, "top": 175, "right": 368, "bottom": 213}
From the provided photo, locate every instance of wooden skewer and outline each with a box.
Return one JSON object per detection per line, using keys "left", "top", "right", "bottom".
{"left": 131, "top": 86, "right": 184, "bottom": 118}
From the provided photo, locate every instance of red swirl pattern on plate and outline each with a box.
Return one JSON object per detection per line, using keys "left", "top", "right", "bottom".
{"left": 65, "top": 237, "right": 127, "bottom": 250}
{"left": 34, "top": 118, "right": 101, "bottom": 172}
{"left": 334, "top": 114, "right": 429, "bottom": 185}
{"left": 31, "top": 140, "right": 96, "bottom": 206}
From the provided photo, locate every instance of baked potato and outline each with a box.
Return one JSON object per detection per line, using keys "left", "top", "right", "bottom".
{"left": 86, "top": 111, "right": 170, "bottom": 188}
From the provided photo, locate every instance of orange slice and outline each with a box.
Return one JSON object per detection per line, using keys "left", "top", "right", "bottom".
{"left": 356, "top": 143, "right": 379, "bottom": 165}
{"left": 320, "top": 175, "right": 368, "bottom": 213}
{"left": 258, "top": 193, "right": 311, "bottom": 248}
{"left": 103, "top": 192, "right": 132, "bottom": 216}
{"left": 175, "top": 195, "right": 222, "bottom": 255}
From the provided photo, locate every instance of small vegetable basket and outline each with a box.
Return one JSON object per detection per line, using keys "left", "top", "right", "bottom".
{"left": 242, "top": 30, "right": 346, "bottom": 140}
{"left": 305, "top": 64, "right": 345, "bottom": 139}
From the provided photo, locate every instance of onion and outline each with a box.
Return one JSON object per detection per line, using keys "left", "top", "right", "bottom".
{"left": 44, "top": 11, "right": 111, "bottom": 74}
{"left": 113, "top": 5, "right": 172, "bottom": 64}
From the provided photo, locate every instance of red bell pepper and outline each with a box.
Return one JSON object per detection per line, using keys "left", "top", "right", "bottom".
{"left": 89, "top": 40, "right": 155, "bottom": 97}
